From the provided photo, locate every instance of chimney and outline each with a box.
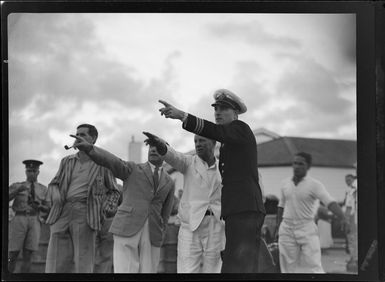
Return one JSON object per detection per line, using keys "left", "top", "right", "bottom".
{"left": 128, "top": 135, "right": 142, "bottom": 162}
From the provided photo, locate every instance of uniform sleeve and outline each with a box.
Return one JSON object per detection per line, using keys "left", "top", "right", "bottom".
{"left": 313, "top": 181, "right": 335, "bottom": 207}
{"left": 88, "top": 146, "right": 134, "bottom": 181}
{"left": 164, "top": 146, "right": 190, "bottom": 174}
{"left": 182, "top": 114, "right": 254, "bottom": 145}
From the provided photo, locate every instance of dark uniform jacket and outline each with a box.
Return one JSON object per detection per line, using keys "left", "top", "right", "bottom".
{"left": 183, "top": 114, "right": 265, "bottom": 217}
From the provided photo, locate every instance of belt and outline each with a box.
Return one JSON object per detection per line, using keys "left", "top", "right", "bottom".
{"left": 205, "top": 209, "right": 214, "bottom": 216}
{"left": 15, "top": 210, "right": 37, "bottom": 216}
{"left": 65, "top": 198, "right": 87, "bottom": 204}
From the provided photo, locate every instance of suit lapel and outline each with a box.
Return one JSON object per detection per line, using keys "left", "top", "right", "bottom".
{"left": 142, "top": 162, "right": 155, "bottom": 187}
{"left": 156, "top": 170, "right": 171, "bottom": 194}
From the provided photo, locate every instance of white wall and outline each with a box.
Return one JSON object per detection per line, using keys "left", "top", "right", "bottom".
{"left": 259, "top": 166, "right": 356, "bottom": 202}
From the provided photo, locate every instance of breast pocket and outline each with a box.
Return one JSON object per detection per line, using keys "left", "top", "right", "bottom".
{"left": 93, "top": 176, "right": 106, "bottom": 196}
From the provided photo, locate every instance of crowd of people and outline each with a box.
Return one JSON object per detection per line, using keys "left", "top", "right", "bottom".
{"left": 8, "top": 89, "right": 356, "bottom": 274}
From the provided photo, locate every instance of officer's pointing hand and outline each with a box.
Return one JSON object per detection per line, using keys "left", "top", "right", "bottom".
{"left": 158, "top": 100, "right": 185, "bottom": 120}
{"left": 70, "top": 134, "right": 93, "bottom": 153}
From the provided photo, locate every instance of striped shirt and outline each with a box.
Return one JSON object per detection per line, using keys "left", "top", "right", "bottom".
{"left": 45, "top": 153, "right": 119, "bottom": 231}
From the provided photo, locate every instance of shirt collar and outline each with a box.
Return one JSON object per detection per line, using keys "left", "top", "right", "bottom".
{"left": 148, "top": 162, "right": 163, "bottom": 173}
{"left": 197, "top": 155, "right": 218, "bottom": 169}
{"left": 292, "top": 175, "right": 308, "bottom": 184}
{"left": 69, "top": 152, "right": 80, "bottom": 160}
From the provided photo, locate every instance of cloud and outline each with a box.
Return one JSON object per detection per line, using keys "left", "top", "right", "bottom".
{"left": 276, "top": 55, "right": 353, "bottom": 114}
{"left": 7, "top": 13, "right": 357, "bottom": 187}
{"left": 7, "top": 14, "right": 184, "bottom": 185}
{"left": 206, "top": 20, "right": 301, "bottom": 49}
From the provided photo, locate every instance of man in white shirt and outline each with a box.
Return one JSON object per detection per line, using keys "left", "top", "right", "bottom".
{"left": 345, "top": 173, "right": 358, "bottom": 271}
{"left": 275, "top": 152, "right": 349, "bottom": 273}
{"left": 143, "top": 132, "right": 225, "bottom": 273}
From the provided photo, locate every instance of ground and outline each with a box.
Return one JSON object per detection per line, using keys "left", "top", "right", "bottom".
{"left": 321, "top": 238, "right": 357, "bottom": 274}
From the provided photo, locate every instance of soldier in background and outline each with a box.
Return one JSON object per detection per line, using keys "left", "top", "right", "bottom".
{"left": 8, "top": 160, "right": 49, "bottom": 273}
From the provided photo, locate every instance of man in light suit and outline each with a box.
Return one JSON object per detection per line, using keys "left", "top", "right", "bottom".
{"left": 144, "top": 132, "right": 225, "bottom": 273}
{"left": 72, "top": 134, "right": 175, "bottom": 273}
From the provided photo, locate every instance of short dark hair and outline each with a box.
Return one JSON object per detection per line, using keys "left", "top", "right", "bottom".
{"left": 195, "top": 135, "right": 216, "bottom": 146}
{"left": 295, "top": 152, "right": 312, "bottom": 167}
{"left": 77, "top": 124, "right": 98, "bottom": 141}
{"left": 345, "top": 174, "right": 355, "bottom": 178}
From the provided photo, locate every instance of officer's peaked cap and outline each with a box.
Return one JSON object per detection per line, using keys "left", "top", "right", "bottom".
{"left": 211, "top": 89, "right": 247, "bottom": 114}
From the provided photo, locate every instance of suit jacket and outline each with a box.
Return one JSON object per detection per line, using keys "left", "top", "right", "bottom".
{"left": 45, "top": 153, "right": 120, "bottom": 231}
{"left": 183, "top": 114, "right": 265, "bottom": 217}
{"left": 88, "top": 146, "right": 175, "bottom": 247}
{"left": 164, "top": 146, "right": 223, "bottom": 231}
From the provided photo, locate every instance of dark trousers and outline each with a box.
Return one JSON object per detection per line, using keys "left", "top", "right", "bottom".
{"left": 221, "top": 211, "right": 265, "bottom": 273}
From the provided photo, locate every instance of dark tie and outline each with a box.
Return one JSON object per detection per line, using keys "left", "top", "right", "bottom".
{"left": 153, "top": 166, "right": 159, "bottom": 190}
{"left": 29, "top": 182, "right": 36, "bottom": 206}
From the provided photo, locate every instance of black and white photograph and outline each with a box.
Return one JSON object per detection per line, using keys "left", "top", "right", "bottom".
{"left": 2, "top": 1, "right": 382, "bottom": 281}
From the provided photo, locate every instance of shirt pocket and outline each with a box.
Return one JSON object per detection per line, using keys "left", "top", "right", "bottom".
{"left": 93, "top": 176, "right": 106, "bottom": 196}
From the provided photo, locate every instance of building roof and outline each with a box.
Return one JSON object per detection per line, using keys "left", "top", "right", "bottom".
{"left": 253, "top": 127, "right": 281, "bottom": 144}
{"left": 257, "top": 137, "right": 357, "bottom": 168}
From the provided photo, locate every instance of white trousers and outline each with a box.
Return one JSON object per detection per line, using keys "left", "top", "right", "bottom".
{"left": 177, "top": 215, "right": 225, "bottom": 273}
{"left": 278, "top": 220, "right": 324, "bottom": 273}
{"left": 113, "top": 219, "right": 160, "bottom": 273}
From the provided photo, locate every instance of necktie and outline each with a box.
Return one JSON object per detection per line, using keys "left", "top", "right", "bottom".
{"left": 153, "top": 166, "right": 159, "bottom": 190}
{"left": 29, "top": 182, "right": 36, "bottom": 206}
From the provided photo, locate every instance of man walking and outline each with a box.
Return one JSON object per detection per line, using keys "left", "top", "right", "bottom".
{"left": 44, "top": 124, "right": 121, "bottom": 273}
{"left": 143, "top": 132, "right": 225, "bottom": 273}
{"left": 157, "top": 88, "right": 265, "bottom": 273}
{"left": 72, "top": 133, "right": 175, "bottom": 273}
{"left": 345, "top": 171, "right": 358, "bottom": 271}
{"left": 8, "top": 160, "right": 48, "bottom": 273}
{"left": 275, "top": 152, "right": 350, "bottom": 273}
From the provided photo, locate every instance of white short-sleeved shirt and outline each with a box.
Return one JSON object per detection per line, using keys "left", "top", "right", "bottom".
{"left": 278, "top": 176, "right": 335, "bottom": 221}
{"left": 345, "top": 179, "right": 357, "bottom": 224}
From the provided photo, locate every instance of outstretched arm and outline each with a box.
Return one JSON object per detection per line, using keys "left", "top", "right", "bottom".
{"left": 158, "top": 100, "right": 253, "bottom": 145}
{"left": 158, "top": 100, "right": 187, "bottom": 121}
{"left": 70, "top": 134, "right": 132, "bottom": 180}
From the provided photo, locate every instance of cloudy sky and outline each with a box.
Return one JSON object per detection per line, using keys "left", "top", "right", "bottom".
{"left": 7, "top": 13, "right": 356, "bottom": 186}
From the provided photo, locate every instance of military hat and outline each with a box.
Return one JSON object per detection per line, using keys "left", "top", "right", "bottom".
{"left": 23, "top": 159, "right": 43, "bottom": 170}
{"left": 211, "top": 89, "right": 247, "bottom": 114}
